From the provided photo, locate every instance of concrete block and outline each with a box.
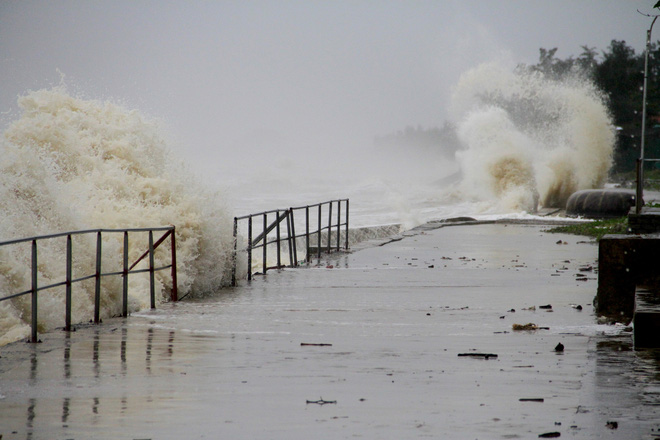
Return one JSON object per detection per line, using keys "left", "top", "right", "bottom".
{"left": 596, "top": 234, "right": 660, "bottom": 321}
{"left": 634, "top": 289, "right": 660, "bottom": 348}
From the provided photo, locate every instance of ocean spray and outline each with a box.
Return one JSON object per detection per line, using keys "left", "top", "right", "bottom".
{"left": 0, "top": 88, "right": 235, "bottom": 345}
{"left": 450, "top": 63, "right": 615, "bottom": 212}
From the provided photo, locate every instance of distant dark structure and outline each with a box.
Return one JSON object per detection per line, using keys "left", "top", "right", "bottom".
{"left": 565, "top": 189, "right": 637, "bottom": 219}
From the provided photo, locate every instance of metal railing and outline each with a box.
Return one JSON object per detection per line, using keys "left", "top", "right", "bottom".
{"left": 232, "top": 199, "right": 349, "bottom": 285}
{"left": 0, "top": 227, "right": 177, "bottom": 343}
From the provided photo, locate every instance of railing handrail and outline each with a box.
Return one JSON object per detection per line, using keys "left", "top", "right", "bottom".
{"left": 289, "top": 198, "right": 349, "bottom": 211}
{"left": 231, "top": 199, "right": 349, "bottom": 285}
{"left": 0, "top": 226, "right": 175, "bottom": 247}
{"left": 234, "top": 208, "right": 287, "bottom": 221}
{"left": 0, "top": 226, "right": 177, "bottom": 343}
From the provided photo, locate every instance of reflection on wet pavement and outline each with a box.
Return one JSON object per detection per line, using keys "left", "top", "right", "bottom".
{"left": 1, "top": 224, "right": 660, "bottom": 439}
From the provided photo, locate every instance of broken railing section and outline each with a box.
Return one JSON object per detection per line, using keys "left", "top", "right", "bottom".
{"left": 0, "top": 227, "right": 178, "bottom": 343}
{"left": 232, "top": 199, "right": 349, "bottom": 285}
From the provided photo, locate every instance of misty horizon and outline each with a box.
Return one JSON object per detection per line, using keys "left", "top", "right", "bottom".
{"left": 0, "top": 1, "right": 654, "bottom": 181}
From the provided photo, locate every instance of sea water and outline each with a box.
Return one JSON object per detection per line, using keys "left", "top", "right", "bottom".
{"left": 0, "top": 62, "right": 614, "bottom": 345}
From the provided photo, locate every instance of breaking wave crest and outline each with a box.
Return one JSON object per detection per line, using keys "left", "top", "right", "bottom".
{"left": 450, "top": 63, "right": 615, "bottom": 213}
{"left": 0, "top": 88, "right": 234, "bottom": 345}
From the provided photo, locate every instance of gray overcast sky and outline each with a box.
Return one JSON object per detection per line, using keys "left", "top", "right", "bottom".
{"left": 0, "top": 1, "right": 656, "bottom": 177}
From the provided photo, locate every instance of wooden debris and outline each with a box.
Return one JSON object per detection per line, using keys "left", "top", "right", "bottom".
{"left": 458, "top": 353, "right": 498, "bottom": 359}
{"left": 520, "top": 398, "right": 545, "bottom": 402}
{"left": 538, "top": 432, "right": 560, "bottom": 438}
{"left": 300, "top": 343, "right": 332, "bottom": 347}
{"left": 306, "top": 397, "right": 337, "bottom": 405}
{"left": 513, "top": 323, "right": 538, "bottom": 331}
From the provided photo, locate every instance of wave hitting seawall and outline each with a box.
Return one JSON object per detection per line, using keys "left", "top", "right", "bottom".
{"left": 0, "top": 88, "right": 235, "bottom": 345}
{"left": 449, "top": 63, "right": 615, "bottom": 214}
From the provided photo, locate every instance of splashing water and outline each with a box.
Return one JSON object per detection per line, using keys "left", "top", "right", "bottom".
{"left": 0, "top": 64, "right": 616, "bottom": 345}
{"left": 450, "top": 63, "right": 615, "bottom": 213}
{"left": 0, "top": 88, "right": 234, "bottom": 345}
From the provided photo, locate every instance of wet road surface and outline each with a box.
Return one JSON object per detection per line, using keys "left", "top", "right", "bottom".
{"left": 1, "top": 223, "right": 659, "bottom": 439}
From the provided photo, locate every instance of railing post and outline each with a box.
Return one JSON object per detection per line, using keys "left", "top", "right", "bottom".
{"left": 636, "top": 158, "right": 644, "bottom": 214}
{"left": 262, "top": 213, "right": 267, "bottom": 274}
{"left": 285, "top": 210, "right": 292, "bottom": 267}
{"left": 336, "top": 200, "right": 341, "bottom": 251}
{"left": 305, "top": 206, "right": 310, "bottom": 262}
{"left": 94, "top": 231, "right": 102, "bottom": 324}
{"left": 345, "top": 199, "right": 350, "bottom": 250}
{"left": 122, "top": 231, "right": 129, "bottom": 317}
{"left": 65, "top": 234, "right": 72, "bottom": 331}
{"left": 317, "top": 204, "right": 322, "bottom": 259}
{"left": 31, "top": 239, "right": 38, "bottom": 343}
{"left": 232, "top": 218, "right": 238, "bottom": 286}
{"left": 247, "top": 216, "right": 253, "bottom": 281}
{"left": 276, "top": 210, "right": 281, "bottom": 269}
{"left": 327, "top": 202, "right": 333, "bottom": 253}
{"left": 149, "top": 230, "right": 155, "bottom": 309}
{"left": 170, "top": 227, "right": 178, "bottom": 301}
{"left": 289, "top": 209, "right": 297, "bottom": 267}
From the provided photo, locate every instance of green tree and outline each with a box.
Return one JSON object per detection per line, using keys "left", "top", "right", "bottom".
{"left": 594, "top": 40, "right": 641, "bottom": 127}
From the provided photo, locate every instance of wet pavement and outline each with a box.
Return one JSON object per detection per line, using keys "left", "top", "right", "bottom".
{"left": 1, "top": 222, "right": 660, "bottom": 439}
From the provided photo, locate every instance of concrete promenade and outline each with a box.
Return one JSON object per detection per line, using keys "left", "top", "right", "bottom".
{"left": 1, "top": 222, "right": 659, "bottom": 439}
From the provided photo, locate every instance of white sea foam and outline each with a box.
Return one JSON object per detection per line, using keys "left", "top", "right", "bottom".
{"left": 450, "top": 63, "right": 615, "bottom": 213}
{"left": 0, "top": 88, "right": 234, "bottom": 345}
{"left": 0, "top": 63, "right": 615, "bottom": 346}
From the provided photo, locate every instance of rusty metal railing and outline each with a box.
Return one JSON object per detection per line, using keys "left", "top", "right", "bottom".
{"left": 232, "top": 199, "right": 349, "bottom": 285}
{"left": 0, "top": 227, "right": 177, "bottom": 343}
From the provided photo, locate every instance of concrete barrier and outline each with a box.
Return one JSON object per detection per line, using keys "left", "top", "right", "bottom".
{"left": 596, "top": 234, "right": 660, "bottom": 323}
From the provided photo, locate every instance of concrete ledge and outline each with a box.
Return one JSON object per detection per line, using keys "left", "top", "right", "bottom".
{"left": 596, "top": 234, "right": 660, "bottom": 321}
{"left": 628, "top": 207, "right": 660, "bottom": 234}
{"left": 634, "top": 289, "right": 660, "bottom": 348}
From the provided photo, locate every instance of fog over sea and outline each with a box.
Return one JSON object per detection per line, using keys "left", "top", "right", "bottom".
{"left": 0, "top": 62, "right": 614, "bottom": 346}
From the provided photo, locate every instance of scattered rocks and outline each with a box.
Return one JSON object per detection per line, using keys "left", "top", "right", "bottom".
{"left": 554, "top": 342, "right": 564, "bottom": 352}
{"left": 606, "top": 421, "right": 618, "bottom": 429}
{"left": 539, "top": 304, "right": 552, "bottom": 309}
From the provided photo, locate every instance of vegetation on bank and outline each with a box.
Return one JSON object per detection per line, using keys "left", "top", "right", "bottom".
{"left": 545, "top": 217, "right": 630, "bottom": 241}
